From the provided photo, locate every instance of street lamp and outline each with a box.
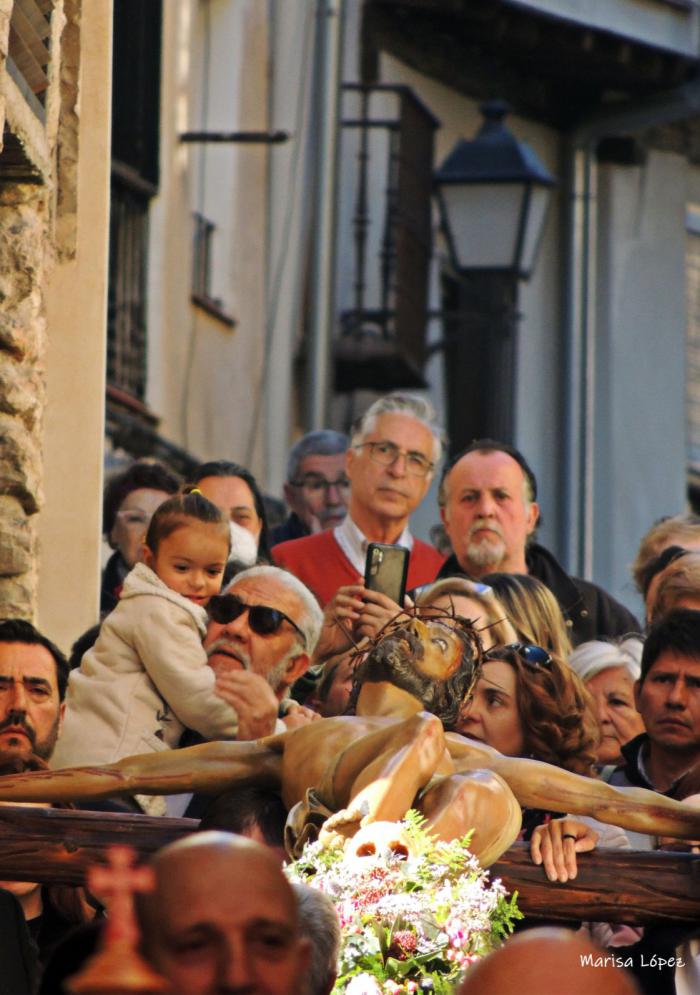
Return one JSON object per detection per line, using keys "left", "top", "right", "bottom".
{"left": 432, "top": 101, "right": 557, "bottom": 450}
{"left": 433, "top": 100, "right": 556, "bottom": 280}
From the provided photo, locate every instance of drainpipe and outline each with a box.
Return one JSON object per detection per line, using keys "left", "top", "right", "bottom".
{"left": 561, "top": 139, "right": 597, "bottom": 578}
{"left": 306, "top": 0, "right": 345, "bottom": 430}
{"left": 561, "top": 75, "right": 700, "bottom": 579}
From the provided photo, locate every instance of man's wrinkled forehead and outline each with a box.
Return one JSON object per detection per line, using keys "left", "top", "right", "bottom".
{"left": 364, "top": 411, "right": 438, "bottom": 460}
{"left": 228, "top": 575, "right": 304, "bottom": 627}
{"left": 444, "top": 449, "right": 531, "bottom": 503}
{"left": 0, "top": 643, "right": 59, "bottom": 693}
{"left": 150, "top": 841, "right": 299, "bottom": 929}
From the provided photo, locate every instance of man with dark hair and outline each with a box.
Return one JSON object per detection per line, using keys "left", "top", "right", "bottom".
{"left": 608, "top": 609, "right": 700, "bottom": 815}
{"left": 0, "top": 619, "right": 68, "bottom": 761}
{"left": 271, "top": 430, "right": 350, "bottom": 546}
{"left": 198, "top": 784, "right": 288, "bottom": 860}
{"left": 437, "top": 439, "right": 638, "bottom": 645}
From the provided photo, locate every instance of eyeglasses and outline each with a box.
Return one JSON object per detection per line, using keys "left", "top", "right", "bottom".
{"left": 486, "top": 642, "right": 553, "bottom": 670}
{"left": 354, "top": 441, "right": 434, "bottom": 478}
{"left": 290, "top": 474, "right": 351, "bottom": 495}
{"left": 207, "top": 594, "right": 307, "bottom": 648}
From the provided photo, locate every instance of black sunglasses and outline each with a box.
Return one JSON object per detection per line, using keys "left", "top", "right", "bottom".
{"left": 207, "top": 594, "right": 307, "bottom": 648}
{"left": 486, "top": 642, "right": 553, "bottom": 670}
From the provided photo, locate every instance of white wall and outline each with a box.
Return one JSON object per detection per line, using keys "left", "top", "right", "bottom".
{"left": 264, "top": 0, "right": 321, "bottom": 496}
{"left": 38, "top": 0, "right": 113, "bottom": 649}
{"left": 147, "top": 0, "right": 269, "bottom": 478}
{"left": 593, "top": 151, "right": 688, "bottom": 614}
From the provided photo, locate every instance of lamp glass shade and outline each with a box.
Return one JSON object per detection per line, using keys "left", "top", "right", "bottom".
{"left": 520, "top": 185, "right": 551, "bottom": 277}
{"left": 439, "top": 182, "right": 524, "bottom": 271}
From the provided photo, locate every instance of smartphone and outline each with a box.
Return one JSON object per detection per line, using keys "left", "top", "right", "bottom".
{"left": 364, "top": 543, "right": 409, "bottom": 605}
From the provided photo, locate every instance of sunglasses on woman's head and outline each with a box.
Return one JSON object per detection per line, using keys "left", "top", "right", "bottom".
{"left": 207, "top": 594, "right": 307, "bottom": 648}
{"left": 486, "top": 642, "right": 553, "bottom": 670}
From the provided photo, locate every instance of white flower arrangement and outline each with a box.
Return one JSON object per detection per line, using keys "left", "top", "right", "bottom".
{"left": 286, "top": 810, "right": 522, "bottom": 994}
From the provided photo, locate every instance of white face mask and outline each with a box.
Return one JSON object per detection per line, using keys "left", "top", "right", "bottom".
{"left": 229, "top": 521, "right": 258, "bottom": 567}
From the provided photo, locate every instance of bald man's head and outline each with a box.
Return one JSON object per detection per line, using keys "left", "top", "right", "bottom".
{"left": 139, "top": 832, "right": 309, "bottom": 995}
{"left": 458, "top": 928, "right": 640, "bottom": 995}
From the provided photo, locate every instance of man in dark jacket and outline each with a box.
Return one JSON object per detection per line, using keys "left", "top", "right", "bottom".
{"left": 0, "top": 887, "right": 38, "bottom": 994}
{"left": 270, "top": 430, "right": 349, "bottom": 547}
{"left": 436, "top": 439, "right": 639, "bottom": 646}
{"left": 604, "top": 609, "right": 700, "bottom": 995}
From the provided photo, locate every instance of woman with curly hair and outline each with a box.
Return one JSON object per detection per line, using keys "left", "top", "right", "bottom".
{"left": 457, "top": 643, "right": 600, "bottom": 837}
{"left": 480, "top": 572, "right": 573, "bottom": 661}
{"left": 457, "top": 644, "right": 634, "bottom": 918}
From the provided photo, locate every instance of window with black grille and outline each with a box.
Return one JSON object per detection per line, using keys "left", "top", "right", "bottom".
{"left": 107, "top": 0, "right": 162, "bottom": 405}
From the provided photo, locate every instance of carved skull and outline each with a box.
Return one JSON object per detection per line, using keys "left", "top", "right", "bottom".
{"left": 344, "top": 822, "right": 414, "bottom": 867}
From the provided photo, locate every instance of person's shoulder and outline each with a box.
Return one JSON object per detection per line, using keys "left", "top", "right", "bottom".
{"left": 270, "top": 514, "right": 309, "bottom": 547}
{"left": 411, "top": 537, "right": 446, "bottom": 564}
{"left": 116, "top": 567, "right": 208, "bottom": 635}
{"left": 273, "top": 530, "right": 337, "bottom": 560}
{"left": 0, "top": 888, "right": 38, "bottom": 994}
{"left": 573, "top": 575, "right": 640, "bottom": 630}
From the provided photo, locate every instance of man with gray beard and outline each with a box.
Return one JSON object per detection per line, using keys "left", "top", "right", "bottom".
{"left": 436, "top": 440, "right": 638, "bottom": 646}
{"left": 203, "top": 565, "right": 323, "bottom": 740}
{"left": 178, "top": 565, "right": 323, "bottom": 820}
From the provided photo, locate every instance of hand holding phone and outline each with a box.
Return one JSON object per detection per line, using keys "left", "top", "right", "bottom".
{"left": 364, "top": 543, "right": 409, "bottom": 606}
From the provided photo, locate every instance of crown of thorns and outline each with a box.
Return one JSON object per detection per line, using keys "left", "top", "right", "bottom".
{"left": 344, "top": 602, "right": 486, "bottom": 726}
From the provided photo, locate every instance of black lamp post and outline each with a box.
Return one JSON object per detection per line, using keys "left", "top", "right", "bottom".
{"left": 433, "top": 101, "right": 556, "bottom": 451}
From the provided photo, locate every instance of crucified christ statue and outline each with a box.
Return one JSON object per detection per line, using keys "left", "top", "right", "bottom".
{"left": 0, "top": 616, "right": 698, "bottom": 866}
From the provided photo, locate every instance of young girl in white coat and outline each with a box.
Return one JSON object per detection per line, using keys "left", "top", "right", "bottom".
{"left": 52, "top": 491, "right": 238, "bottom": 809}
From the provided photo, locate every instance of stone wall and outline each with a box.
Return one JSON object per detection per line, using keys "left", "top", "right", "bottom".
{"left": 0, "top": 183, "right": 49, "bottom": 617}
{"left": 0, "top": 0, "right": 69, "bottom": 619}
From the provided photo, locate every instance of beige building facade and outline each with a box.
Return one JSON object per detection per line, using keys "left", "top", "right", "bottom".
{"left": 4, "top": 0, "right": 700, "bottom": 647}
{"left": 0, "top": 0, "right": 111, "bottom": 651}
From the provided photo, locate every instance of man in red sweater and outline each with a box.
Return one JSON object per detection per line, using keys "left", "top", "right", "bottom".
{"left": 273, "top": 393, "right": 445, "bottom": 612}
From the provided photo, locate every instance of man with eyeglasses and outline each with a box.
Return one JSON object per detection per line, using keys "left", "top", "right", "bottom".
{"left": 273, "top": 394, "right": 445, "bottom": 608}
{"left": 271, "top": 430, "right": 350, "bottom": 547}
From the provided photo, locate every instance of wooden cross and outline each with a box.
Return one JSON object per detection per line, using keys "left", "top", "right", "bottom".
{"left": 87, "top": 846, "right": 155, "bottom": 949}
{"left": 68, "top": 844, "right": 169, "bottom": 994}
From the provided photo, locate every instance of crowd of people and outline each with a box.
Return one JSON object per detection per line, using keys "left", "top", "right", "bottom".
{"left": 2, "top": 391, "right": 700, "bottom": 993}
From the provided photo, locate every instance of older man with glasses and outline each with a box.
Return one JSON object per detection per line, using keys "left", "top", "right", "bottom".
{"left": 273, "top": 394, "right": 445, "bottom": 612}
{"left": 271, "top": 430, "right": 350, "bottom": 546}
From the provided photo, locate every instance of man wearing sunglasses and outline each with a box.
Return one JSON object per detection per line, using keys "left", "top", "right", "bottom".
{"left": 203, "top": 565, "right": 323, "bottom": 742}
{"left": 271, "top": 430, "right": 350, "bottom": 546}
{"left": 273, "top": 394, "right": 445, "bottom": 607}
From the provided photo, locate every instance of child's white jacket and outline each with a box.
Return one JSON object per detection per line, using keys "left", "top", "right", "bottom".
{"left": 52, "top": 563, "right": 238, "bottom": 770}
